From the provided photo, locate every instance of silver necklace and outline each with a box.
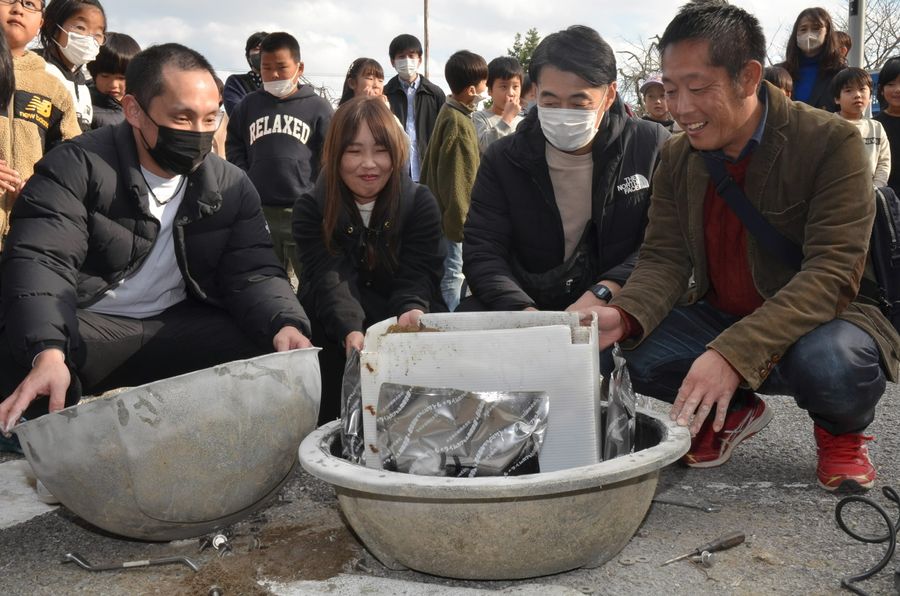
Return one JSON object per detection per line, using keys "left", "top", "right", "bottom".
{"left": 143, "top": 174, "right": 187, "bottom": 207}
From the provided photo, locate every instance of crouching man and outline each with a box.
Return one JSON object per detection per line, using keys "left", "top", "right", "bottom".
{"left": 590, "top": 2, "right": 899, "bottom": 492}
{"left": 0, "top": 43, "right": 311, "bottom": 434}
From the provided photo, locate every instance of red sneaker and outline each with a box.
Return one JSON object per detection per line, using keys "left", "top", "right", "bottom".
{"left": 683, "top": 394, "right": 773, "bottom": 468}
{"left": 814, "top": 425, "right": 876, "bottom": 492}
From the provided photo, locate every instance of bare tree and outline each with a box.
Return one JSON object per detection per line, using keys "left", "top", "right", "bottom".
{"left": 615, "top": 36, "right": 661, "bottom": 114}
{"left": 834, "top": 0, "right": 900, "bottom": 69}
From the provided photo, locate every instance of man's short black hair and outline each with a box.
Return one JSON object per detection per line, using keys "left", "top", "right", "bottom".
{"left": 659, "top": 0, "right": 766, "bottom": 84}
{"left": 528, "top": 25, "right": 616, "bottom": 88}
{"left": 445, "top": 50, "right": 488, "bottom": 95}
{"left": 487, "top": 56, "right": 524, "bottom": 89}
{"left": 245, "top": 31, "right": 268, "bottom": 57}
{"left": 126, "top": 43, "right": 217, "bottom": 110}
{"left": 832, "top": 67, "right": 872, "bottom": 99}
{"left": 389, "top": 34, "right": 423, "bottom": 61}
{"left": 877, "top": 57, "right": 900, "bottom": 109}
{"left": 260, "top": 32, "right": 301, "bottom": 62}
{"left": 86, "top": 32, "right": 141, "bottom": 79}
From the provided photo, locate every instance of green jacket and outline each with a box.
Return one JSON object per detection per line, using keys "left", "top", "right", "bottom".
{"left": 612, "top": 82, "right": 900, "bottom": 388}
{"left": 420, "top": 98, "right": 480, "bottom": 242}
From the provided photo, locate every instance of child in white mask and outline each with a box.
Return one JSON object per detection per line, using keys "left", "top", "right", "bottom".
{"left": 40, "top": 0, "right": 107, "bottom": 132}
{"left": 383, "top": 34, "right": 446, "bottom": 182}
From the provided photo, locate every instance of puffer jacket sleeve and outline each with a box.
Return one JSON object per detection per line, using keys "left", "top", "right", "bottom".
{"left": 463, "top": 144, "right": 536, "bottom": 310}
{"left": 387, "top": 184, "right": 445, "bottom": 315}
{"left": 1, "top": 143, "right": 91, "bottom": 367}
{"left": 215, "top": 173, "right": 311, "bottom": 341}
{"left": 293, "top": 187, "right": 366, "bottom": 345}
{"left": 598, "top": 121, "right": 670, "bottom": 285}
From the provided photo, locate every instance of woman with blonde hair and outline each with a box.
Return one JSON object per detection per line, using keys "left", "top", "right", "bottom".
{"left": 293, "top": 96, "right": 446, "bottom": 422}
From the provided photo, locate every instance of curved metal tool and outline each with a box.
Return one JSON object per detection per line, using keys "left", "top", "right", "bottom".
{"left": 62, "top": 552, "right": 200, "bottom": 572}
{"left": 653, "top": 495, "right": 722, "bottom": 513}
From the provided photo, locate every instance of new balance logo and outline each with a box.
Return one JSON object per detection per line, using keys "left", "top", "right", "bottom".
{"left": 25, "top": 97, "right": 52, "bottom": 118}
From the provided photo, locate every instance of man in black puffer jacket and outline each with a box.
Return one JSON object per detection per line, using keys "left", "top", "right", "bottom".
{"left": 0, "top": 43, "right": 311, "bottom": 432}
{"left": 461, "top": 26, "right": 669, "bottom": 313}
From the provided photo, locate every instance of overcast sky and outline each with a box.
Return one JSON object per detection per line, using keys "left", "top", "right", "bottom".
{"left": 106, "top": 0, "right": 846, "bottom": 92}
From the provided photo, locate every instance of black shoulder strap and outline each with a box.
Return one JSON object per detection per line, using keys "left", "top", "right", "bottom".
{"left": 700, "top": 152, "right": 804, "bottom": 270}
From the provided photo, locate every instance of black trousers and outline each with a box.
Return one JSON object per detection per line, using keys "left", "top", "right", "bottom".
{"left": 0, "top": 299, "right": 265, "bottom": 420}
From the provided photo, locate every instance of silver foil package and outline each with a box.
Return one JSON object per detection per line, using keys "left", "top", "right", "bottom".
{"left": 602, "top": 343, "right": 645, "bottom": 460}
{"left": 341, "top": 349, "right": 364, "bottom": 463}
{"left": 375, "top": 383, "right": 550, "bottom": 477}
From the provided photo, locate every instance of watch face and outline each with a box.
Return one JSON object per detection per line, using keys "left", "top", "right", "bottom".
{"left": 593, "top": 285, "right": 612, "bottom": 302}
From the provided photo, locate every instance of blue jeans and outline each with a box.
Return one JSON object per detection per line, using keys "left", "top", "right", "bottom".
{"left": 441, "top": 239, "right": 464, "bottom": 312}
{"left": 602, "top": 301, "right": 886, "bottom": 435}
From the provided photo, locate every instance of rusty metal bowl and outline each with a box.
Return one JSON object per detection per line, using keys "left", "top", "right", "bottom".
{"left": 14, "top": 348, "right": 321, "bottom": 541}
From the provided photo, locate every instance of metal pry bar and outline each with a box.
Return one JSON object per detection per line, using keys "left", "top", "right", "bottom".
{"left": 62, "top": 552, "right": 200, "bottom": 572}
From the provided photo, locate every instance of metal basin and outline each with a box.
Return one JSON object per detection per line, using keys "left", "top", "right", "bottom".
{"left": 299, "top": 406, "right": 690, "bottom": 580}
{"left": 14, "top": 348, "right": 321, "bottom": 541}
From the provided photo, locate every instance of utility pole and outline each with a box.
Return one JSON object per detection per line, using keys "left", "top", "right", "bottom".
{"left": 848, "top": 0, "right": 865, "bottom": 68}
{"left": 424, "top": 0, "right": 430, "bottom": 78}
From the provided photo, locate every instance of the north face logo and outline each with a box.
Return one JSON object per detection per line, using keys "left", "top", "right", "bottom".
{"left": 617, "top": 174, "right": 650, "bottom": 194}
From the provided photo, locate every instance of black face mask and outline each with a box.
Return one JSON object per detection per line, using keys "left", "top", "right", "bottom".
{"left": 139, "top": 109, "right": 215, "bottom": 176}
{"left": 248, "top": 52, "right": 261, "bottom": 73}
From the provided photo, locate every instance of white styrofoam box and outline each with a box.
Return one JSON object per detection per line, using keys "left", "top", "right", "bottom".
{"left": 360, "top": 311, "right": 601, "bottom": 473}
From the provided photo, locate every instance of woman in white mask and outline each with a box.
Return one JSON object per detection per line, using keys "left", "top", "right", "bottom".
{"left": 458, "top": 25, "right": 669, "bottom": 315}
{"left": 776, "top": 7, "right": 845, "bottom": 112}
{"left": 40, "top": 0, "right": 107, "bottom": 132}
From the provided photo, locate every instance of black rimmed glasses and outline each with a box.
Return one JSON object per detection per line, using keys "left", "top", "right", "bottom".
{"left": 0, "top": 0, "right": 44, "bottom": 13}
{"left": 59, "top": 22, "right": 105, "bottom": 46}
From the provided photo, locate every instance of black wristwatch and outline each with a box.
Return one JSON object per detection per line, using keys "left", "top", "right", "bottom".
{"left": 590, "top": 283, "right": 613, "bottom": 303}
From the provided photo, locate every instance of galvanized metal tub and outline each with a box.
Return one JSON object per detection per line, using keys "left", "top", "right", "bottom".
{"left": 14, "top": 348, "right": 321, "bottom": 541}
{"left": 299, "top": 407, "right": 690, "bottom": 580}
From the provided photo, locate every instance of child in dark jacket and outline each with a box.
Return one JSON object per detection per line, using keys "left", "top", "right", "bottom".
{"left": 293, "top": 97, "right": 445, "bottom": 422}
{"left": 86, "top": 32, "right": 140, "bottom": 129}
{"left": 226, "top": 32, "right": 333, "bottom": 280}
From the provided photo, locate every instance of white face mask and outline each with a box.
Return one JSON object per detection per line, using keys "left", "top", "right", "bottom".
{"left": 797, "top": 32, "right": 824, "bottom": 53}
{"left": 56, "top": 26, "right": 101, "bottom": 67}
{"left": 263, "top": 67, "right": 300, "bottom": 98}
{"left": 538, "top": 104, "right": 604, "bottom": 152}
{"left": 394, "top": 57, "right": 419, "bottom": 81}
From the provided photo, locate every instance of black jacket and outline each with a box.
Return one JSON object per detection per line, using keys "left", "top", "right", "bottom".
{"left": 293, "top": 174, "right": 446, "bottom": 345}
{"left": 384, "top": 75, "right": 446, "bottom": 172}
{"left": 0, "top": 122, "right": 309, "bottom": 368}
{"left": 88, "top": 84, "right": 124, "bottom": 129}
{"left": 226, "top": 85, "right": 334, "bottom": 207}
{"left": 462, "top": 98, "right": 669, "bottom": 311}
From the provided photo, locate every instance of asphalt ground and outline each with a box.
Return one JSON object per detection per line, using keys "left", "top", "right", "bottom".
{"left": 2, "top": 383, "right": 900, "bottom": 595}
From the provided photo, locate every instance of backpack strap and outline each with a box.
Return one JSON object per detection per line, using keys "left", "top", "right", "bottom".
{"left": 700, "top": 152, "right": 804, "bottom": 270}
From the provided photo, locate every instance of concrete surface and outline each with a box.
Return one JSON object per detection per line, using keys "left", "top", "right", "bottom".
{"left": 2, "top": 383, "right": 900, "bottom": 595}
